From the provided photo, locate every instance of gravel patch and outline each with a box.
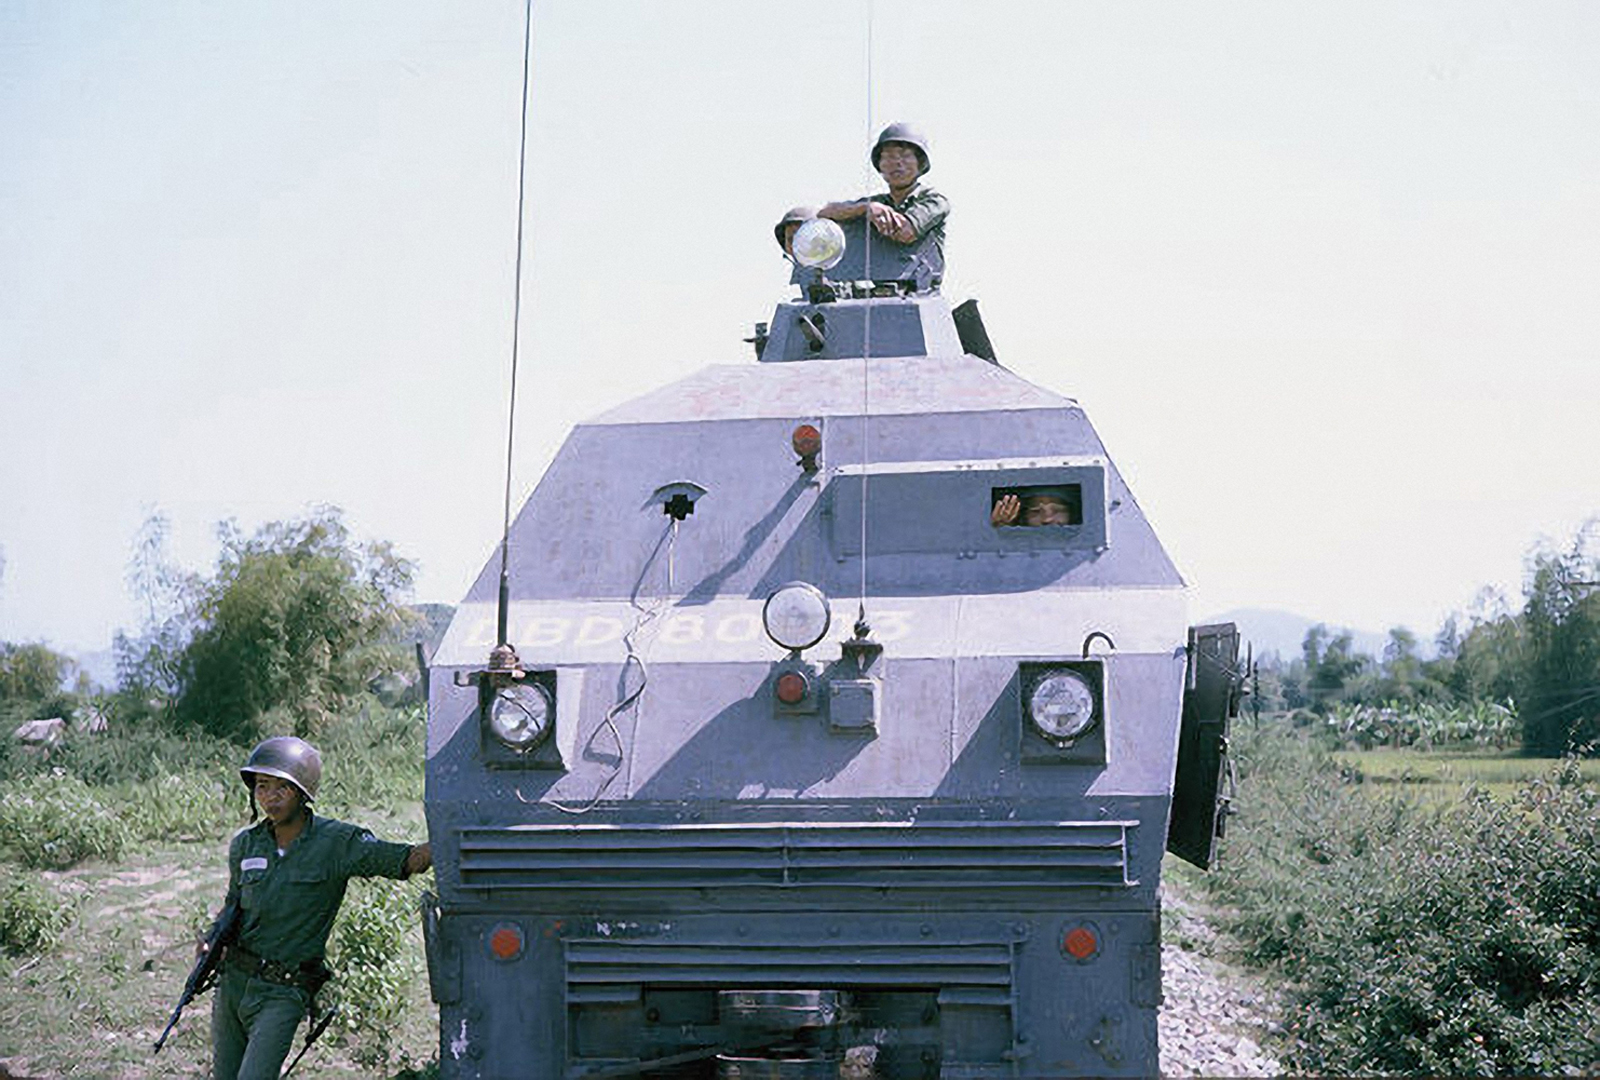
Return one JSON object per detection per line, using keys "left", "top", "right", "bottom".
{"left": 1159, "top": 884, "right": 1283, "bottom": 1078}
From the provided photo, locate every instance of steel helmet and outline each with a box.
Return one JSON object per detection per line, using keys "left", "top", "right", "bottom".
{"left": 240, "top": 736, "right": 322, "bottom": 803}
{"left": 871, "top": 122, "right": 931, "bottom": 176}
{"left": 774, "top": 205, "right": 817, "bottom": 249}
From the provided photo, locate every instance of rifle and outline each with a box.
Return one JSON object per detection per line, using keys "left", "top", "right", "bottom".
{"left": 280, "top": 1000, "right": 338, "bottom": 1078}
{"left": 154, "top": 901, "right": 239, "bottom": 1053}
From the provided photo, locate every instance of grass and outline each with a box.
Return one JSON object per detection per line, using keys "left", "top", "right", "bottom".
{"left": 1333, "top": 745, "right": 1600, "bottom": 802}
{"left": 1196, "top": 724, "right": 1600, "bottom": 1075}
{"left": 0, "top": 702, "right": 438, "bottom": 1079}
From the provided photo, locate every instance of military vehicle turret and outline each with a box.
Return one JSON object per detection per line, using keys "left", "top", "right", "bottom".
{"left": 423, "top": 210, "right": 1240, "bottom": 1078}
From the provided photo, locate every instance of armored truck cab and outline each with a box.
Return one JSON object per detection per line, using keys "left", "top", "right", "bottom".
{"left": 424, "top": 218, "right": 1238, "bottom": 1079}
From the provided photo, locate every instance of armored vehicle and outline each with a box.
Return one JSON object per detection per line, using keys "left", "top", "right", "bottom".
{"left": 423, "top": 214, "right": 1240, "bottom": 1078}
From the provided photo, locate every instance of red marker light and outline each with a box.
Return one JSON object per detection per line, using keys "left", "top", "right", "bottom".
{"left": 1063, "top": 926, "right": 1099, "bottom": 961}
{"left": 489, "top": 924, "right": 524, "bottom": 961}
{"left": 775, "top": 671, "right": 809, "bottom": 705}
{"left": 792, "top": 424, "right": 822, "bottom": 459}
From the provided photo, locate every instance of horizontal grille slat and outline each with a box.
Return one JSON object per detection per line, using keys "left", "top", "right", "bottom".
{"left": 567, "top": 943, "right": 1011, "bottom": 966}
{"left": 566, "top": 940, "right": 1014, "bottom": 990}
{"left": 459, "top": 821, "right": 1132, "bottom": 890}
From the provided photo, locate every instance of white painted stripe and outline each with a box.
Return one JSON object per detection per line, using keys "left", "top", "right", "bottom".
{"left": 434, "top": 589, "right": 1189, "bottom": 667}
{"left": 832, "top": 455, "right": 1107, "bottom": 476}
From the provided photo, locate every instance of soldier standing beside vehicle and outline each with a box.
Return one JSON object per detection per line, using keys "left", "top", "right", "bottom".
{"left": 818, "top": 122, "right": 949, "bottom": 270}
{"left": 199, "top": 736, "right": 431, "bottom": 1080}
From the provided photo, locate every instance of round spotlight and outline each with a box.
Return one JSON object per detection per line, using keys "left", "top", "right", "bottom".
{"left": 488, "top": 682, "right": 553, "bottom": 748}
{"left": 791, "top": 218, "right": 845, "bottom": 270}
{"left": 1028, "top": 670, "right": 1098, "bottom": 745}
{"left": 763, "top": 582, "right": 832, "bottom": 652}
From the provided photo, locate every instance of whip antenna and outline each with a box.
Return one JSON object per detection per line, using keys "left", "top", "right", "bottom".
{"left": 496, "top": 0, "right": 536, "bottom": 650}
{"left": 857, "top": 0, "right": 875, "bottom": 636}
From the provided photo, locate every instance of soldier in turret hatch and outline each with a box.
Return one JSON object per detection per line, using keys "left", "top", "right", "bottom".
{"left": 818, "top": 122, "right": 948, "bottom": 270}
{"left": 773, "top": 205, "right": 817, "bottom": 257}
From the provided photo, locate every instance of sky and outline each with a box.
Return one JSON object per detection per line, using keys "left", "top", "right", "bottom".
{"left": 2, "top": 0, "right": 1598, "bottom": 657}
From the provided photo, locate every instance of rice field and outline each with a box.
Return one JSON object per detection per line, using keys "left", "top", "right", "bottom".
{"left": 1331, "top": 746, "right": 1600, "bottom": 802}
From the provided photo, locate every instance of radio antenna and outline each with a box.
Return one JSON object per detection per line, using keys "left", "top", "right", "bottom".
{"left": 856, "top": 0, "right": 875, "bottom": 637}
{"left": 496, "top": 0, "right": 536, "bottom": 651}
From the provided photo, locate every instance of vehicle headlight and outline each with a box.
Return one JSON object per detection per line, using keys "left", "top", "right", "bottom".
{"left": 763, "top": 582, "right": 832, "bottom": 652}
{"left": 488, "top": 682, "right": 553, "bottom": 748}
{"left": 791, "top": 218, "right": 846, "bottom": 270}
{"left": 1028, "top": 670, "right": 1099, "bottom": 744}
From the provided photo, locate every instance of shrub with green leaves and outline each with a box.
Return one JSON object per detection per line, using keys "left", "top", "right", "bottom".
{"left": 172, "top": 508, "right": 417, "bottom": 741}
{"left": 316, "top": 703, "right": 425, "bottom": 816}
{"left": 0, "top": 869, "right": 74, "bottom": 955}
{"left": 0, "top": 771, "right": 129, "bottom": 869}
{"left": 326, "top": 877, "right": 426, "bottom": 1068}
{"left": 47, "top": 723, "right": 240, "bottom": 787}
{"left": 1323, "top": 699, "right": 1520, "bottom": 752}
{"left": 123, "top": 771, "right": 239, "bottom": 843}
{"left": 1207, "top": 726, "right": 1600, "bottom": 1075}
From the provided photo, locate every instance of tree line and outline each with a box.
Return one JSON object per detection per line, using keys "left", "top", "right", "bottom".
{"left": 3, "top": 512, "right": 1599, "bottom": 756}
{"left": 1254, "top": 519, "right": 1600, "bottom": 756}
{"left": 2, "top": 507, "right": 419, "bottom": 746}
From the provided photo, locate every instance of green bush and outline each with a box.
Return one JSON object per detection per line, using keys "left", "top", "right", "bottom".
{"left": 1322, "top": 700, "right": 1519, "bottom": 752}
{"left": 0, "top": 771, "right": 129, "bottom": 869}
{"left": 1206, "top": 726, "right": 1600, "bottom": 1075}
{"left": 0, "top": 869, "right": 74, "bottom": 955}
{"left": 172, "top": 508, "right": 416, "bottom": 741}
{"left": 45, "top": 724, "right": 236, "bottom": 786}
{"left": 0, "top": 712, "right": 243, "bottom": 793}
{"left": 122, "top": 771, "right": 240, "bottom": 843}
{"left": 326, "top": 877, "right": 426, "bottom": 1068}
{"left": 0, "top": 642, "right": 76, "bottom": 707}
{"left": 316, "top": 703, "right": 425, "bottom": 816}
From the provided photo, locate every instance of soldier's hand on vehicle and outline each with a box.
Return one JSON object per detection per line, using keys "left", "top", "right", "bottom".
{"left": 991, "top": 494, "right": 1021, "bottom": 526}
{"left": 404, "top": 842, "right": 433, "bottom": 877}
{"left": 866, "top": 202, "right": 898, "bottom": 235}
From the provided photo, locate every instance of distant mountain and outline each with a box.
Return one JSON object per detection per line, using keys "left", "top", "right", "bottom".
{"left": 1201, "top": 608, "right": 1395, "bottom": 663}
{"left": 386, "top": 602, "right": 455, "bottom": 659}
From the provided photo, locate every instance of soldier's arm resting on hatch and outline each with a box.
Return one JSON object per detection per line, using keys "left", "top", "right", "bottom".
{"left": 868, "top": 203, "right": 912, "bottom": 239}
{"left": 821, "top": 200, "right": 915, "bottom": 241}
{"left": 819, "top": 200, "right": 868, "bottom": 221}
{"left": 894, "top": 191, "right": 949, "bottom": 242}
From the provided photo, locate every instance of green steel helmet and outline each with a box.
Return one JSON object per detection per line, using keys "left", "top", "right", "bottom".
{"left": 240, "top": 736, "right": 322, "bottom": 803}
{"left": 871, "top": 122, "right": 931, "bottom": 176}
{"left": 774, "top": 205, "right": 818, "bottom": 250}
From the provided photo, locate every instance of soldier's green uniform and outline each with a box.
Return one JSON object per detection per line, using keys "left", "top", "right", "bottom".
{"left": 815, "top": 123, "right": 951, "bottom": 286}
{"left": 207, "top": 736, "right": 422, "bottom": 1080}
{"left": 867, "top": 184, "right": 949, "bottom": 262}
{"left": 211, "top": 813, "right": 415, "bottom": 1080}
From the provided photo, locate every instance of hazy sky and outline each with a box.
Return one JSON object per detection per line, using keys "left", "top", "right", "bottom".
{"left": 2, "top": 1, "right": 1597, "bottom": 653}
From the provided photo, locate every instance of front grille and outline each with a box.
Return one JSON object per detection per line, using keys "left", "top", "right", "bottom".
{"left": 458, "top": 820, "right": 1132, "bottom": 891}
{"left": 566, "top": 938, "right": 1013, "bottom": 998}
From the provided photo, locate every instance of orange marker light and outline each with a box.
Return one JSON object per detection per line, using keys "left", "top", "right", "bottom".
{"left": 1063, "top": 926, "right": 1098, "bottom": 961}
{"left": 489, "top": 924, "right": 524, "bottom": 961}
{"left": 776, "top": 671, "right": 809, "bottom": 705}
{"left": 792, "top": 424, "right": 822, "bottom": 459}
